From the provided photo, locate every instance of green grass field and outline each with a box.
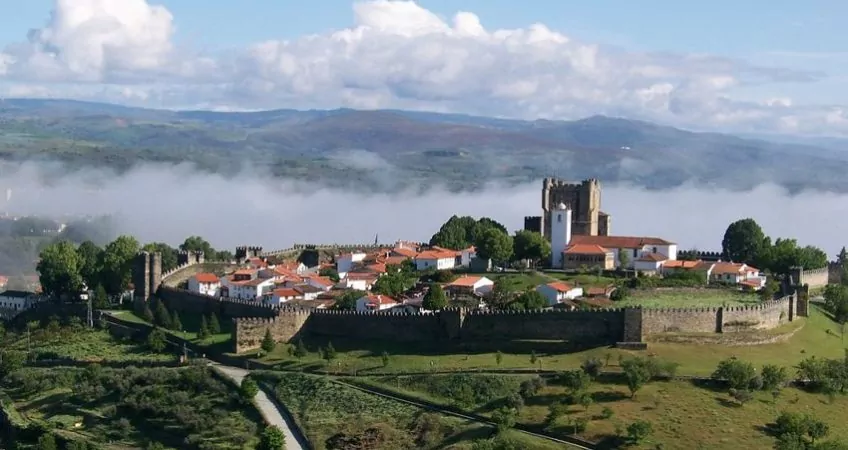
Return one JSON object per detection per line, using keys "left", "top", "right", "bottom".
{"left": 359, "top": 373, "right": 848, "bottom": 449}
{"left": 4, "top": 325, "right": 175, "bottom": 363}
{"left": 111, "top": 310, "right": 232, "bottom": 348}
{"left": 486, "top": 272, "right": 616, "bottom": 291}
{"left": 614, "top": 288, "right": 761, "bottom": 308}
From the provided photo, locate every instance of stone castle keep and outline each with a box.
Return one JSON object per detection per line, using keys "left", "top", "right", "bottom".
{"left": 132, "top": 248, "right": 813, "bottom": 354}
{"left": 524, "top": 178, "right": 611, "bottom": 240}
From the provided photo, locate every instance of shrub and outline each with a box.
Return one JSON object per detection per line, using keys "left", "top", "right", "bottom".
{"left": 626, "top": 420, "right": 653, "bottom": 444}
{"left": 519, "top": 377, "right": 546, "bottom": 399}
{"left": 556, "top": 370, "right": 591, "bottom": 392}
{"left": 261, "top": 329, "right": 276, "bottom": 353}
{"left": 712, "top": 357, "right": 759, "bottom": 391}
{"left": 729, "top": 388, "right": 754, "bottom": 406}
{"left": 256, "top": 425, "right": 286, "bottom": 450}
{"left": 580, "top": 356, "right": 604, "bottom": 378}
{"left": 240, "top": 377, "right": 259, "bottom": 400}
{"left": 600, "top": 406, "right": 614, "bottom": 419}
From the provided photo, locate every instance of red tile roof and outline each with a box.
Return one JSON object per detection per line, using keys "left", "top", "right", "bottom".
{"left": 273, "top": 288, "right": 302, "bottom": 298}
{"left": 570, "top": 235, "right": 675, "bottom": 248}
{"left": 362, "top": 294, "right": 398, "bottom": 306}
{"left": 416, "top": 250, "right": 458, "bottom": 260}
{"left": 448, "top": 276, "right": 489, "bottom": 287}
{"left": 712, "top": 262, "right": 746, "bottom": 275}
{"left": 564, "top": 244, "right": 610, "bottom": 255}
{"left": 545, "top": 281, "right": 575, "bottom": 292}
{"left": 663, "top": 260, "right": 704, "bottom": 269}
{"left": 392, "top": 247, "right": 419, "bottom": 258}
{"left": 194, "top": 273, "right": 220, "bottom": 283}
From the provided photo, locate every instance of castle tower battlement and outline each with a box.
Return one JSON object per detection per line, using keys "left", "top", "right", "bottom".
{"left": 540, "top": 177, "right": 609, "bottom": 240}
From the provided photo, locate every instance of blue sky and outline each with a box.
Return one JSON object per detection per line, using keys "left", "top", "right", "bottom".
{"left": 0, "top": 0, "right": 846, "bottom": 136}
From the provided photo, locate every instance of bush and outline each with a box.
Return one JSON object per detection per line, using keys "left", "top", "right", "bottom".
{"left": 712, "top": 357, "right": 759, "bottom": 391}
{"left": 580, "top": 356, "right": 604, "bottom": 378}
{"left": 240, "top": 377, "right": 259, "bottom": 400}
{"left": 729, "top": 388, "right": 754, "bottom": 405}
{"left": 556, "top": 370, "right": 591, "bottom": 392}
{"left": 599, "top": 406, "right": 614, "bottom": 419}
{"left": 256, "top": 425, "right": 286, "bottom": 450}
{"left": 761, "top": 365, "right": 789, "bottom": 391}
{"left": 626, "top": 420, "right": 653, "bottom": 444}
{"left": 518, "top": 377, "right": 546, "bottom": 399}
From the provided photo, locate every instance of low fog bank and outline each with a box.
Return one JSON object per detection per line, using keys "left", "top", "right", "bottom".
{"left": 1, "top": 163, "right": 846, "bottom": 257}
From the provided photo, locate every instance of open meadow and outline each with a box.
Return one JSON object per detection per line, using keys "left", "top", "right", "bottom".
{"left": 613, "top": 288, "right": 761, "bottom": 308}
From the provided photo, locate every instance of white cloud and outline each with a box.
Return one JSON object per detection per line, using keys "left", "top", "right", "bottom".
{"left": 0, "top": 0, "right": 845, "bottom": 136}
{"left": 3, "top": 162, "right": 848, "bottom": 258}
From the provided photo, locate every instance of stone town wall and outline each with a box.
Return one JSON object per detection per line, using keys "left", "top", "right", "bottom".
{"left": 642, "top": 295, "right": 796, "bottom": 335}
{"left": 800, "top": 267, "right": 831, "bottom": 289}
{"left": 460, "top": 309, "right": 625, "bottom": 343}
{"left": 157, "top": 286, "right": 278, "bottom": 318}
{"left": 642, "top": 307, "right": 721, "bottom": 334}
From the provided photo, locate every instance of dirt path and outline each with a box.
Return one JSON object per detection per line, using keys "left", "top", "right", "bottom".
{"left": 212, "top": 364, "right": 306, "bottom": 450}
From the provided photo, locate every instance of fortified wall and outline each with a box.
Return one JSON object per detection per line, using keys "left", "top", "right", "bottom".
{"left": 231, "top": 293, "right": 803, "bottom": 353}
{"left": 789, "top": 264, "right": 843, "bottom": 290}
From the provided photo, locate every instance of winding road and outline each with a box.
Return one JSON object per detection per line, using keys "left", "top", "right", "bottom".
{"left": 212, "top": 364, "right": 307, "bottom": 450}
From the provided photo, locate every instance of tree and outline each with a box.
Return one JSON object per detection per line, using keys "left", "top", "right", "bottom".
{"left": 180, "top": 236, "right": 215, "bottom": 258}
{"left": 293, "top": 338, "right": 308, "bottom": 358}
{"left": 474, "top": 228, "right": 513, "bottom": 264}
{"left": 430, "top": 215, "right": 478, "bottom": 250}
{"left": 240, "top": 377, "right": 259, "bottom": 400}
{"left": 491, "top": 407, "right": 517, "bottom": 433}
{"left": 495, "top": 351, "right": 503, "bottom": 366}
{"left": 334, "top": 290, "right": 360, "bottom": 310}
{"left": 154, "top": 301, "right": 172, "bottom": 329}
{"left": 170, "top": 310, "right": 183, "bottom": 332}
{"left": 617, "top": 248, "right": 630, "bottom": 269}
{"left": 142, "top": 303, "right": 155, "bottom": 323}
{"left": 581, "top": 357, "right": 605, "bottom": 379}
{"left": 381, "top": 351, "right": 390, "bottom": 367}
{"left": 530, "top": 351, "right": 538, "bottom": 366}
{"left": 712, "top": 357, "right": 759, "bottom": 391}
{"left": 761, "top": 364, "right": 789, "bottom": 391}
{"left": 512, "top": 230, "right": 551, "bottom": 266}
{"left": 513, "top": 290, "right": 548, "bottom": 310}
{"left": 722, "top": 218, "right": 767, "bottom": 265}
{"left": 208, "top": 313, "right": 221, "bottom": 335}
{"left": 626, "top": 420, "right": 653, "bottom": 444}
{"left": 92, "top": 284, "right": 109, "bottom": 309}
{"left": 824, "top": 284, "right": 848, "bottom": 324}
{"left": 760, "top": 279, "right": 779, "bottom": 301}
{"left": 839, "top": 247, "right": 848, "bottom": 265}
{"left": 36, "top": 432, "right": 57, "bottom": 450}
{"left": 621, "top": 358, "right": 652, "bottom": 398}
{"left": 100, "top": 235, "right": 140, "bottom": 294}
{"left": 261, "top": 329, "right": 276, "bottom": 353}
{"left": 319, "top": 267, "right": 340, "bottom": 282}
{"left": 323, "top": 342, "right": 337, "bottom": 362}
{"left": 76, "top": 240, "right": 103, "bottom": 288}
{"left": 257, "top": 425, "right": 286, "bottom": 450}
{"left": 198, "top": 315, "right": 210, "bottom": 339}
{"left": 147, "top": 328, "right": 167, "bottom": 353}
{"left": 37, "top": 240, "right": 84, "bottom": 298}
{"left": 422, "top": 283, "right": 448, "bottom": 310}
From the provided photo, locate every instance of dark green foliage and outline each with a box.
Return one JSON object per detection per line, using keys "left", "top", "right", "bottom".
{"left": 422, "top": 283, "right": 448, "bottom": 310}
{"left": 146, "top": 328, "right": 167, "bottom": 353}
{"left": 323, "top": 342, "right": 337, "bottom": 362}
{"left": 319, "top": 267, "right": 340, "bottom": 282}
{"left": 141, "top": 304, "right": 154, "bottom": 323}
{"left": 762, "top": 364, "right": 789, "bottom": 391}
{"left": 371, "top": 270, "right": 418, "bottom": 297}
{"left": 626, "top": 420, "right": 653, "bottom": 444}
{"left": 153, "top": 300, "right": 171, "bottom": 329}
{"left": 198, "top": 315, "right": 210, "bottom": 339}
{"left": 240, "top": 377, "right": 259, "bottom": 400}
{"left": 92, "top": 284, "right": 109, "bottom": 309}
{"left": 170, "top": 310, "right": 182, "bottom": 332}
{"left": 712, "top": 357, "right": 760, "bottom": 391}
{"left": 36, "top": 432, "right": 57, "bottom": 450}
{"left": 334, "top": 290, "right": 360, "bottom": 310}
{"left": 474, "top": 227, "right": 513, "bottom": 264}
{"left": 824, "top": 285, "right": 848, "bottom": 325}
{"left": 509, "top": 290, "right": 547, "bottom": 310}
{"left": 429, "top": 215, "right": 506, "bottom": 251}
{"left": 261, "top": 329, "right": 276, "bottom": 353}
{"left": 257, "top": 425, "right": 286, "bottom": 450}
{"left": 386, "top": 374, "right": 522, "bottom": 410}
{"left": 495, "top": 351, "right": 503, "bottom": 366}
{"left": 581, "top": 356, "right": 605, "bottom": 378}
{"left": 491, "top": 407, "right": 517, "bottom": 433}
{"left": 722, "top": 218, "right": 767, "bottom": 265}
{"left": 518, "top": 377, "right": 546, "bottom": 399}
{"left": 773, "top": 412, "right": 834, "bottom": 448}
{"left": 293, "top": 338, "right": 308, "bottom": 359}
{"left": 796, "top": 351, "right": 848, "bottom": 394}
{"left": 207, "top": 313, "right": 221, "bottom": 335}
{"left": 728, "top": 388, "right": 754, "bottom": 405}
{"left": 556, "top": 370, "right": 591, "bottom": 392}
{"left": 381, "top": 351, "right": 390, "bottom": 367}
{"left": 511, "top": 230, "right": 551, "bottom": 266}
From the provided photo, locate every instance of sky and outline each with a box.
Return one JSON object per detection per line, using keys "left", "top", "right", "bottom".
{"left": 0, "top": 0, "right": 847, "bottom": 136}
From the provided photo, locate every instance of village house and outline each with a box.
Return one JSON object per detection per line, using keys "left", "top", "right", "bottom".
{"left": 220, "top": 269, "right": 275, "bottom": 300}
{"left": 356, "top": 294, "right": 399, "bottom": 312}
{"left": 562, "top": 244, "right": 615, "bottom": 270}
{"left": 710, "top": 262, "right": 766, "bottom": 289}
{"left": 535, "top": 282, "right": 584, "bottom": 306}
{"left": 338, "top": 273, "right": 379, "bottom": 291}
{"left": 661, "top": 260, "right": 714, "bottom": 281}
{"left": 414, "top": 248, "right": 459, "bottom": 271}
{"left": 444, "top": 275, "right": 494, "bottom": 297}
{"left": 187, "top": 273, "right": 221, "bottom": 297}
{"left": 337, "top": 251, "right": 368, "bottom": 274}
{"left": 294, "top": 284, "right": 323, "bottom": 300}
{"left": 0, "top": 290, "right": 39, "bottom": 311}
{"left": 568, "top": 235, "right": 678, "bottom": 269}
{"left": 633, "top": 252, "right": 668, "bottom": 274}
{"left": 264, "top": 287, "right": 303, "bottom": 305}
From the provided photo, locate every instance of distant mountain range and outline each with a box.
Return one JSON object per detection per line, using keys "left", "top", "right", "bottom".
{"left": 0, "top": 98, "right": 846, "bottom": 193}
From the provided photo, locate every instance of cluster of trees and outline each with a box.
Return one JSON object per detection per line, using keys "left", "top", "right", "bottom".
{"left": 772, "top": 412, "right": 844, "bottom": 450}
{"left": 711, "top": 357, "right": 789, "bottom": 406}
{"left": 4, "top": 365, "right": 261, "bottom": 448}
{"left": 36, "top": 234, "right": 232, "bottom": 299}
{"left": 430, "top": 215, "right": 551, "bottom": 266}
{"left": 721, "top": 218, "right": 828, "bottom": 274}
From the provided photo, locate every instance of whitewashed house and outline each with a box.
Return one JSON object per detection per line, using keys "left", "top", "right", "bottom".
{"left": 265, "top": 288, "right": 303, "bottom": 305}
{"left": 710, "top": 262, "right": 766, "bottom": 289}
{"left": 187, "top": 273, "right": 221, "bottom": 297}
{"left": 414, "top": 249, "right": 458, "bottom": 271}
{"left": 0, "top": 290, "right": 38, "bottom": 311}
{"left": 305, "top": 276, "right": 335, "bottom": 292}
{"left": 221, "top": 269, "right": 275, "bottom": 300}
{"left": 337, "top": 251, "right": 367, "bottom": 274}
{"left": 536, "top": 282, "right": 584, "bottom": 306}
{"left": 445, "top": 275, "right": 494, "bottom": 296}
{"left": 338, "top": 273, "right": 378, "bottom": 291}
{"left": 569, "top": 235, "right": 678, "bottom": 269}
{"left": 633, "top": 253, "right": 668, "bottom": 273}
{"left": 459, "top": 247, "right": 477, "bottom": 267}
{"left": 356, "top": 294, "right": 399, "bottom": 312}
{"left": 294, "top": 284, "right": 322, "bottom": 300}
